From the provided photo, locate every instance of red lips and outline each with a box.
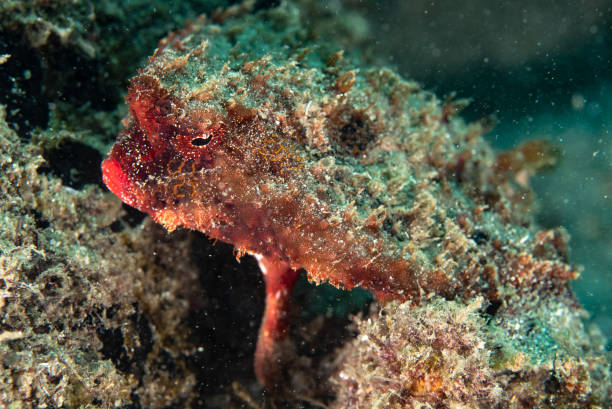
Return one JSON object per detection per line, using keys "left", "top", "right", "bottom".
{"left": 102, "top": 156, "right": 146, "bottom": 212}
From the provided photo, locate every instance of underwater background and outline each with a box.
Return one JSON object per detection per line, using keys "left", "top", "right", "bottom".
{"left": 0, "top": 0, "right": 610, "bottom": 407}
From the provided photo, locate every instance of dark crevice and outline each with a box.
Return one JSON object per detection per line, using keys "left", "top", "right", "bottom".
{"left": 186, "top": 236, "right": 263, "bottom": 397}
{"left": 483, "top": 299, "right": 502, "bottom": 320}
{"left": 0, "top": 30, "right": 48, "bottom": 137}
{"left": 95, "top": 304, "right": 154, "bottom": 378}
{"left": 32, "top": 209, "right": 50, "bottom": 229}
{"left": 109, "top": 204, "right": 148, "bottom": 233}
{"left": 469, "top": 230, "right": 489, "bottom": 246}
{"left": 38, "top": 140, "right": 104, "bottom": 189}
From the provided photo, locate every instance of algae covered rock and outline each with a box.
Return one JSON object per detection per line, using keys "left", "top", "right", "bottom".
{"left": 0, "top": 104, "right": 221, "bottom": 408}
{"left": 0, "top": 105, "right": 131, "bottom": 406}
{"left": 333, "top": 295, "right": 610, "bottom": 408}
{"left": 0, "top": 0, "right": 235, "bottom": 136}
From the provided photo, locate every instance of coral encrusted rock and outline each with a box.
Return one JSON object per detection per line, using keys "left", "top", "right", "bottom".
{"left": 333, "top": 295, "right": 610, "bottom": 408}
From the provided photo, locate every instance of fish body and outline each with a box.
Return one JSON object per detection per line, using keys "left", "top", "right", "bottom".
{"left": 102, "top": 3, "right": 575, "bottom": 389}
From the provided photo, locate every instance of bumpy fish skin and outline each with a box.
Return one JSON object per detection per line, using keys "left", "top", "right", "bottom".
{"left": 102, "top": 3, "right": 576, "bottom": 388}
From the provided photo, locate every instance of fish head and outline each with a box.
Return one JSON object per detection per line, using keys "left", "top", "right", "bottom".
{"left": 101, "top": 68, "right": 304, "bottom": 251}
{"left": 102, "top": 74, "right": 229, "bottom": 222}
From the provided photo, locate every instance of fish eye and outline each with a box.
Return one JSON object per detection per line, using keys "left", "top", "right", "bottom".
{"left": 171, "top": 121, "right": 224, "bottom": 160}
{"left": 191, "top": 134, "right": 212, "bottom": 146}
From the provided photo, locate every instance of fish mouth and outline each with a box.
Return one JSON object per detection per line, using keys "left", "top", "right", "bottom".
{"left": 102, "top": 156, "right": 151, "bottom": 214}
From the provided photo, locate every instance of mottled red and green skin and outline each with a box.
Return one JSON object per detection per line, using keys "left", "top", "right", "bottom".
{"left": 101, "top": 74, "right": 303, "bottom": 388}
{"left": 102, "top": 3, "right": 577, "bottom": 390}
